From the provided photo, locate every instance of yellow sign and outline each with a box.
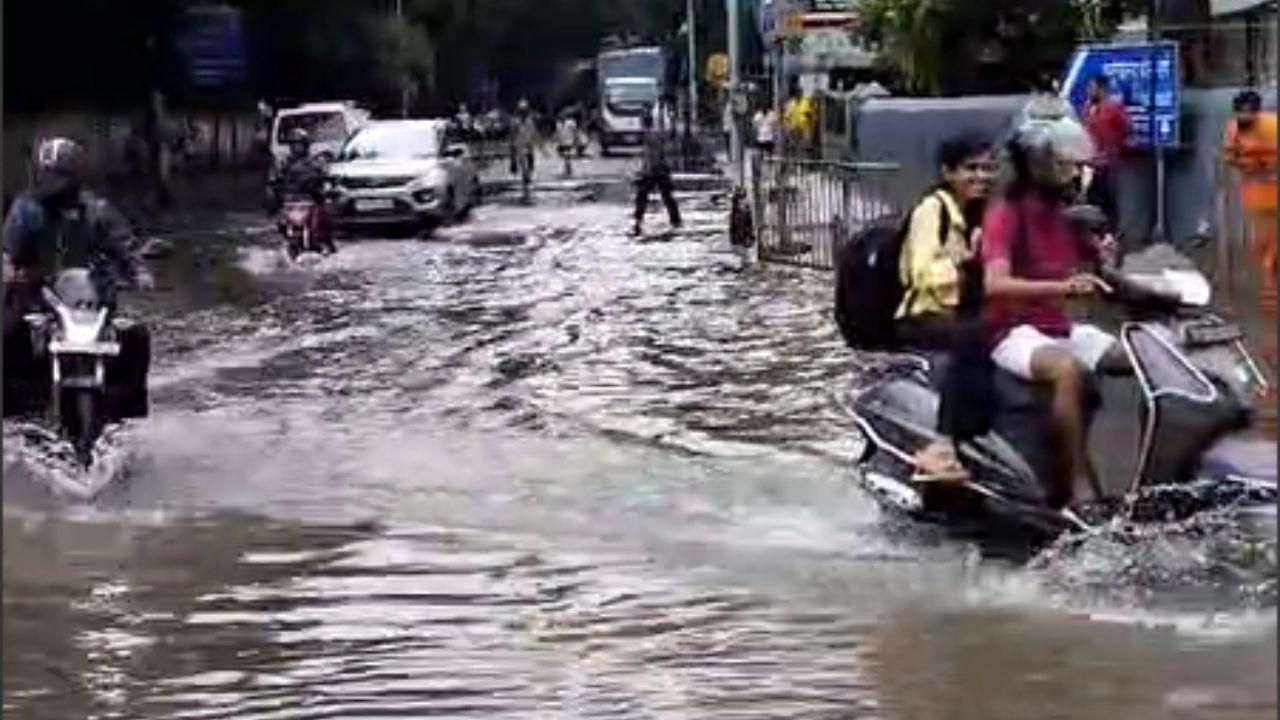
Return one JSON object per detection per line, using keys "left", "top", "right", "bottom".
{"left": 780, "top": 11, "right": 805, "bottom": 38}
{"left": 705, "top": 53, "right": 729, "bottom": 87}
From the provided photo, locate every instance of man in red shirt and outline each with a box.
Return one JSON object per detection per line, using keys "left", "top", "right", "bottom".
{"left": 1082, "top": 74, "right": 1130, "bottom": 227}
{"left": 982, "top": 118, "right": 1125, "bottom": 510}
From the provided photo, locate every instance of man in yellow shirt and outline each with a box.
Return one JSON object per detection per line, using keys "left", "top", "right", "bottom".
{"left": 783, "top": 86, "right": 816, "bottom": 155}
{"left": 1222, "top": 91, "right": 1278, "bottom": 305}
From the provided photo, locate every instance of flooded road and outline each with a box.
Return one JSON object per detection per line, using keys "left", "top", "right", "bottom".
{"left": 4, "top": 190, "right": 1276, "bottom": 719}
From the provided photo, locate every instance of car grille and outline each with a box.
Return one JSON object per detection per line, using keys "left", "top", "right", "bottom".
{"left": 338, "top": 175, "right": 414, "bottom": 190}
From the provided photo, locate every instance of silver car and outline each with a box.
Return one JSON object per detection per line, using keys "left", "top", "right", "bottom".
{"left": 328, "top": 120, "right": 480, "bottom": 231}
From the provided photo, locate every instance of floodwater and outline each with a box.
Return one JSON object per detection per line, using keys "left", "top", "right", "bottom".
{"left": 4, "top": 187, "right": 1276, "bottom": 719}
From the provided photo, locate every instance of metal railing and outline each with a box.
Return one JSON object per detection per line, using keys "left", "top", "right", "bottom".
{"left": 666, "top": 130, "right": 725, "bottom": 176}
{"left": 749, "top": 153, "right": 901, "bottom": 270}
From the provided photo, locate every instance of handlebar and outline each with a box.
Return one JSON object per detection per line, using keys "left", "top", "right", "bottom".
{"left": 1095, "top": 266, "right": 1189, "bottom": 314}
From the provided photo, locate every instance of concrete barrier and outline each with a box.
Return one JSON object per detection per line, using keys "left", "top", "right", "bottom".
{"left": 852, "top": 87, "right": 1277, "bottom": 248}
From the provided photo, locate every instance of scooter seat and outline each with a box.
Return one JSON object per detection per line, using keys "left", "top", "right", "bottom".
{"left": 1200, "top": 436, "right": 1278, "bottom": 482}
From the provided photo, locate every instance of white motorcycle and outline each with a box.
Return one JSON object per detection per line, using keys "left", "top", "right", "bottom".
{"left": 23, "top": 269, "right": 148, "bottom": 467}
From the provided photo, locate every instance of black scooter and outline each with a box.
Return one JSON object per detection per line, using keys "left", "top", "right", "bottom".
{"left": 839, "top": 243, "right": 1276, "bottom": 553}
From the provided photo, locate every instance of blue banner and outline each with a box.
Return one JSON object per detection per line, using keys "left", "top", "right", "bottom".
{"left": 177, "top": 5, "right": 248, "bottom": 91}
{"left": 1061, "top": 42, "right": 1180, "bottom": 149}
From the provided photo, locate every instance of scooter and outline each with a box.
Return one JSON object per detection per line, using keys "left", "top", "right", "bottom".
{"left": 21, "top": 269, "right": 150, "bottom": 468}
{"left": 839, "top": 244, "right": 1276, "bottom": 552}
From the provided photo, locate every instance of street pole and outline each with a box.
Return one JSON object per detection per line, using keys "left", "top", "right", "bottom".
{"left": 728, "top": 0, "right": 743, "bottom": 185}
{"left": 687, "top": 0, "right": 699, "bottom": 131}
{"left": 397, "top": 0, "right": 409, "bottom": 118}
{"left": 1149, "top": 0, "right": 1166, "bottom": 243}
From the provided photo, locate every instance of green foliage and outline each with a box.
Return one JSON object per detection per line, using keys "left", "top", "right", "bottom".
{"left": 4, "top": 0, "right": 720, "bottom": 113}
{"left": 859, "top": 0, "right": 1143, "bottom": 95}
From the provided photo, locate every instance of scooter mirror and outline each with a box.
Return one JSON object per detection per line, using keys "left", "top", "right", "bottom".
{"left": 1162, "top": 269, "right": 1212, "bottom": 306}
{"left": 1124, "top": 269, "right": 1212, "bottom": 307}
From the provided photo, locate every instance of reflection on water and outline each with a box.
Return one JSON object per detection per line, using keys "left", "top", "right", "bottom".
{"left": 4, "top": 199, "right": 1276, "bottom": 719}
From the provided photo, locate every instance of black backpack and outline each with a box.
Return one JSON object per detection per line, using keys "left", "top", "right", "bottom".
{"left": 834, "top": 192, "right": 951, "bottom": 350}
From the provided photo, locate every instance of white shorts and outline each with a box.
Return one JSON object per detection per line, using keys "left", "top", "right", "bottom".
{"left": 990, "top": 323, "right": 1118, "bottom": 380}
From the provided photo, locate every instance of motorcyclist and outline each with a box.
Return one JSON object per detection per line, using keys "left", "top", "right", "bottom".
{"left": 274, "top": 128, "right": 335, "bottom": 253}
{"left": 980, "top": 117, "right": 1125, "bottom": 509}
{"left": 3, "top": 137, "right": 153, "bottom": 416}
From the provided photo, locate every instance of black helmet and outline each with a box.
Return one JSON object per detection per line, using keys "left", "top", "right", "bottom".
{"left": 287, "top": 128, "right": 311, "bottom": 150}
{"left": 35, "top": 137, "right": 88, "bottom": 182}
{"left": 34, "top": 137, "right": 88, "bottom": 199}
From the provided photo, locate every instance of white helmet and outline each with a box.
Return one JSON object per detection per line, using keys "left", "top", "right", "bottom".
{"left": 1013, "top": 115, "right": 1095, "bottom": 164}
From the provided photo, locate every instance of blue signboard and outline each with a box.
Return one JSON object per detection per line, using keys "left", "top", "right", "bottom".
{"left": 758, "top": 0, "right": 804, "bottom": 43}
{"left": 177, "top": 5, "right": 248, "bottom": 90}
{"left": 1061, "top": 42, "right": 1180, "bottom": 149}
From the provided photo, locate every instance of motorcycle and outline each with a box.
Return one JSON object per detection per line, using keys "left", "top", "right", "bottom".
{"left": 277, "top": 196, "right": 332, "bottom": 260}
{"left": 21, "top": 269, "right": 150, "bottom": 468}
{"left": 839, "top": 243, "right": 1276, "bottom": 553}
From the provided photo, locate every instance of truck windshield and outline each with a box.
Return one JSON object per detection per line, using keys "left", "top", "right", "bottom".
{"left": 606, "top": 84, "right": 657, "bottom": 106}
{"left": 599, "top": 50, "right": 663, "bottom": 80}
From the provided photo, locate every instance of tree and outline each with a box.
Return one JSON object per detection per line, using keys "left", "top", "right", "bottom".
{"left": 860, "top": 0, "right": 1146, "bottom": 95}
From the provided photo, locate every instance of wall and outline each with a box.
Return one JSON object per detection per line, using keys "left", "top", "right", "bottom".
{"left": 850, "top": 87, "right": 1278, "bottom": 248}
{"left": 3, "top": 111, "right": 262, "bottom": 201}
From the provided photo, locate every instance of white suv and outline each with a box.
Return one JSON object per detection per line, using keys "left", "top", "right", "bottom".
{"left": 327, "top": 120, "right": 480, "bottom": 232}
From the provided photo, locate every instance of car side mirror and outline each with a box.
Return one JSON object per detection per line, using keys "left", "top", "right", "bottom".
{"left": 444, "top": 144, "right": 467, "bottom": 159}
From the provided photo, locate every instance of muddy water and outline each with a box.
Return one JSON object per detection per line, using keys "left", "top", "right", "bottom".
{"left": 4, "top": 195, "right": 1275, "bottom": 719}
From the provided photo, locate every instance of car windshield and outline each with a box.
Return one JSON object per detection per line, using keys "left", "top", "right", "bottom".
{"left": 339, "top": 125, "right": 442, "bottom": 161}
{"left": 277, "top": 112, "right": 347, "bottom": 144}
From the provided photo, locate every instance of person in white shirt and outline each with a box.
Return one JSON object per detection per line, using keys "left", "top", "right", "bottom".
{"left": 555, "top": 112, "right": 580, "bottom": 177}
{"left": 754, "top": 107, "right": 778, "bottom": 154}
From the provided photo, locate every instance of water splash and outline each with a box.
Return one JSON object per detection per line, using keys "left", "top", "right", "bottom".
{"left": 1024, "top": 511, "right": 1276, "bottom": 631}
{"left": 3, "top": 420, "right": 139, "bottom": 503}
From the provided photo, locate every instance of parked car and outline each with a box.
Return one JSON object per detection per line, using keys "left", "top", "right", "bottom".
{"left": 269, "top": 101, "right": 370, "bottom": 171}
{"left": 326, "top": 120, "right": 480, "bottom": 232}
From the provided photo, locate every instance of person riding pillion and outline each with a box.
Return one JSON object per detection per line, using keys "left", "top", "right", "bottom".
{"left": 895, "top": 132, "right": 996, "bottom": 350}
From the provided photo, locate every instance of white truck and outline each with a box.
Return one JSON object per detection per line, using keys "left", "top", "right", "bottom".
{"left": 596, "top": 47, "right": 668, "bottom": 155}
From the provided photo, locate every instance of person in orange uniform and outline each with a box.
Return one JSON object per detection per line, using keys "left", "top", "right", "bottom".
{"left": 1222, "top": 90, "right": 1278, "bottom": 305}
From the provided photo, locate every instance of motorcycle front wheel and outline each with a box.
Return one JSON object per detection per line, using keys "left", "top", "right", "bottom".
{"left": 60, "top": 388, "right": 104, "bottom": 468}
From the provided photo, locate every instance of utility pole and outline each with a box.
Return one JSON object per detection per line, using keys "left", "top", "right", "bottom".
{"left": 687, "top": 0, "right": 699, "bottom": 131}
{"left": 397, "top": 0, "right": 409, "bottom": 118}
{"left": 727, "top": 0, "right": 743, "bottom": 184}
{"left": 1149, "top": 0, "right": 1165, "bottom": 243}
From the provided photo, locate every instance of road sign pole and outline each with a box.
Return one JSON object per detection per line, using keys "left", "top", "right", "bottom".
{"left": 687, "top": 0, "right": 699, "bottom": 131}
{"left": 1149, "top": 3, "right": 1166, "bottom": 243}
